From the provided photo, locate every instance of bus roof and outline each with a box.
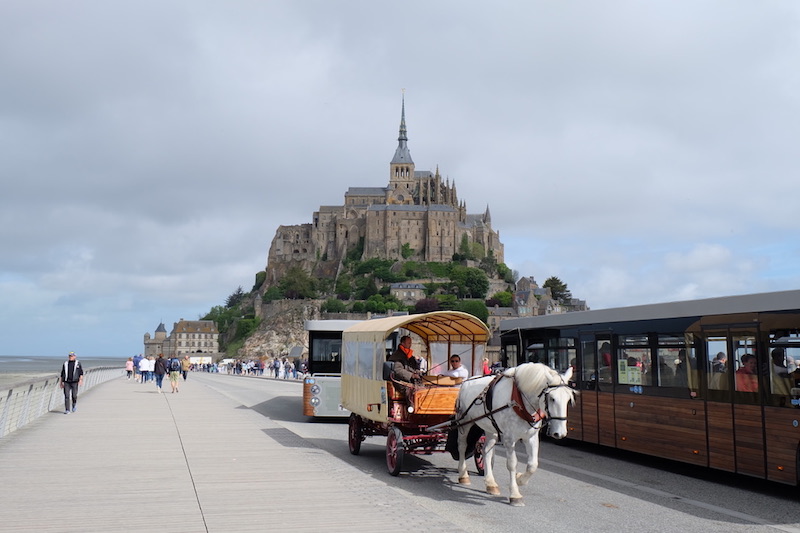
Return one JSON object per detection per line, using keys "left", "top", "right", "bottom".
{"left": 500, "top": 289, "right": 800, "bottom": 332}
{"left": 305, "top": 319, "right": 364, "bottom": 332}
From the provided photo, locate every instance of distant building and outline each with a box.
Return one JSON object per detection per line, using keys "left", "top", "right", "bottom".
{"left": 390, "top": 282, "right": 427, "bottom": 306}
{"left": 143, "top": 319, "right": 220, "bottom": 357}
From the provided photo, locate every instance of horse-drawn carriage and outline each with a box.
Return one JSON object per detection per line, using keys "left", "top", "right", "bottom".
{"left": 341, "top": 311, "right": 490, "bottom": 476}
{"left": 341, "top": 310, "right": 576, "bottom": 505}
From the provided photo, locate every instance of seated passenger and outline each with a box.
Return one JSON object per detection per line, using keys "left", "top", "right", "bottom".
{"left": 440, "top": 355, "right": 469, "bottom": 380}
{"left": 387, "top": 335, "right": 420, "bottom": 383}
{"left": 735, "top": 354, "right": 758, "bottom": 392}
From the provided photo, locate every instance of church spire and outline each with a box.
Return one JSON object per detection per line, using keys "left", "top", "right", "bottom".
{"left": 390, "top": 93, "right": 413, "bottom": 165}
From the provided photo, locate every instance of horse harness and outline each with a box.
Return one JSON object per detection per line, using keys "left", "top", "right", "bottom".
{"left": 455, "top": 373, "right": 569, "bottom": 438}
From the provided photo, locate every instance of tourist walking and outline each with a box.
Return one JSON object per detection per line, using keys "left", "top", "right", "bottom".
{"left": 125, "top": 357, "right": 134, "bottom": 380}
{"left": 59, "top": 351, "right": 84, "bottom": 414}
{"left": 154, "top": 354, "right": 168, "bottom": 393}
{"left": 181, "top": 355, "right": 191, "bottom": 380}
{"left": 168, "top": 355, "right": 182, "bottom": 393}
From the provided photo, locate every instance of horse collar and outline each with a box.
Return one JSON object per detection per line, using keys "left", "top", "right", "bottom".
{"left": 511, "top": 379, "right": 546, "bottom": 425}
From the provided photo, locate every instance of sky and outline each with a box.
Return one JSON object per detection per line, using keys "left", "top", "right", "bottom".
{"left": 2, "top": 1, "right": 799, "bottom": 357}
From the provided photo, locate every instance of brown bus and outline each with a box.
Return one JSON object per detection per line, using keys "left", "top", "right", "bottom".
{"left": 499, "top": 289, "right": 800, "bottom": 486}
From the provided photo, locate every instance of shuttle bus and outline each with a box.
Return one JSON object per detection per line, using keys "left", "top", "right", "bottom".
{"left": 499, "top": 289, "right": 800, "bottom": 486}
{"left": 302, "top": 320, "right": 361, "bottom": 417}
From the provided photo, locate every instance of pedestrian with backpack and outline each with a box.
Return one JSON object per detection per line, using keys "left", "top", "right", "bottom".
{"left": 168, "top": 355, "right": 182, "bottom": 393}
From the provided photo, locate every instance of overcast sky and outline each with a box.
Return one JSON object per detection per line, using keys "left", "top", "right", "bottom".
{"left": 2, "top": 1, "right": 799, "bottom": 357}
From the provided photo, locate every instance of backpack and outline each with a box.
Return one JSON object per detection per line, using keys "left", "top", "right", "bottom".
{"left": 169, "top": 358, "right": 181, "bottom": 372}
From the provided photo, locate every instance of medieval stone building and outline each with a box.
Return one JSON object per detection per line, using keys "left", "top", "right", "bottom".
{"left": 266, "top": 99, "right": 504, "bottom": 284}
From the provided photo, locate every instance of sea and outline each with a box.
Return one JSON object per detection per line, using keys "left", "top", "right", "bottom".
{"left": 0, "top": 355, "right": 124, "bottom": 390}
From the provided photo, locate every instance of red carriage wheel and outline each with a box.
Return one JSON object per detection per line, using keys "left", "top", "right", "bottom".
{"left": 386, "top": 426, "right": 405, "bottom": 476}
{"left": 348, "top": 413, "right": 363, "bottom": 455}
{"left": 474, "top": 436, "right": 486, "bottom": 476}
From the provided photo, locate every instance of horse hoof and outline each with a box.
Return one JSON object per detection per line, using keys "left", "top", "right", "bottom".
{"left": 458, "top": 477, "right": 471, "bottom": 485}
{"left": 487, "top": 486, "right": 501, "bottom": 495}
{"left": 509, "top": 497, "right": 525, "bottom": 507}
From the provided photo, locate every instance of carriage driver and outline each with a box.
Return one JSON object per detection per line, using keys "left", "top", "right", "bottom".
{"left": 388, "top": 335, "right": 421, "bottom": 383}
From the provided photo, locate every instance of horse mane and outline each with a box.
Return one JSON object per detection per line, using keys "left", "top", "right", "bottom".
{"left": 512, "top": 363, "right": 575, "bottom": 401}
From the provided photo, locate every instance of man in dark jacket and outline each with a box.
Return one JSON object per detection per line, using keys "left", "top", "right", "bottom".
{"left": 387, "top": 335, "right": 420, "bottom": 382}
{"left": 59, "top": 351, "right": 84, "bottom": 414}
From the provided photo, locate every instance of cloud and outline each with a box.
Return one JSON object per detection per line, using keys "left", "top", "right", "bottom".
{"left": 1, "top": 1, "right": 799, "bottom": 355}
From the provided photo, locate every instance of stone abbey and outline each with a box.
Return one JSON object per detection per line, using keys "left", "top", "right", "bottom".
{"left": 266, "top": 99, "right": 504, "bottom": 284}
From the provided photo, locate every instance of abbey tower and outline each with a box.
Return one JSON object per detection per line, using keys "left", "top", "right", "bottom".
{"left": 265, "top": 99, "right": 504, "bottom": 285}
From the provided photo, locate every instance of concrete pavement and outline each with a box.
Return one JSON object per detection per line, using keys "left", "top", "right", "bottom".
{"left": 0, "top": 374, "right": 463, "bottom": 532}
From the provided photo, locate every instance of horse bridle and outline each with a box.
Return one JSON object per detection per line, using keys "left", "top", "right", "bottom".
{"left": 532, "top": 381, "right": 572, "bottom": 423}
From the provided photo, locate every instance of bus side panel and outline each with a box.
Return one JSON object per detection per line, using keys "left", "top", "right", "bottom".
{"left": 615, "top": 395, "right": 707, "bottom": 466}
{"left": 764, "top": 406, "right": 800, "bottom": 485}
{"left": 733, "top": 404, "right": 766, "bottom": 478}
{"left": 598, "top": 392, "right": 616, "bottom": 447}
{"left": 569, "top": 390, "right": 598, "bottom": 444}
{"left": 566, "top": 388, "right": 584, "bottom": 441}
{"left": 706, "top": 402, "right": 736, "bottom": 473}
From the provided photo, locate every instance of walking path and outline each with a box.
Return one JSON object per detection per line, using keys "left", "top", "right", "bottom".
{"left": 0, "top": 374, "right": 463, "bottom": 532}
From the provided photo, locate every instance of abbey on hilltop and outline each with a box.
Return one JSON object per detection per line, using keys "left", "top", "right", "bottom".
{"left": 266, "top": 98, "right": 504, "bottom": 284}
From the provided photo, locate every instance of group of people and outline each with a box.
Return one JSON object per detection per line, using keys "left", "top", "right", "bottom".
{"left": 387, "top": 335, "right": 494, "bottom": 383}
{"left": 126, "top": 354, "right": 191, "bottom": 393}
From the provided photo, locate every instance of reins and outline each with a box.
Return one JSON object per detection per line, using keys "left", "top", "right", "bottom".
{"left": 455, "top": 371, "right": 569, "bottom": 436}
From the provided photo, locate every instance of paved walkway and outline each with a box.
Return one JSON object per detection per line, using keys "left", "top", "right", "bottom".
{"left": 0, "top": 374, "right": 463, "bottom": 532}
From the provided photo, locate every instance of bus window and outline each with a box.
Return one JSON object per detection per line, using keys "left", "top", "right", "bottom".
{"left": 732, "top": 334, "right": 758, "bottom": 395}
{"left": 597, "top": 341, "right": 613, "bottom": 387}
{"left": 706, "top": 336, "right": 729, "bottom": 391}
{"left": 525, "top": 342, "right": 545, "bottom": 364}
{"left": 547, "top": 337, "right": 575, "bottom": 374}
{"left": 580, "top": 338, "right": 597, "bottom": 390}
{"left": 617, "top": 335, "right": 651, "bottom": 386}
{"left": 768, "top": 329, "right": 800, "bottom": 407}
{"left": 655, "top": 334, "right": 688, "bottom": 388}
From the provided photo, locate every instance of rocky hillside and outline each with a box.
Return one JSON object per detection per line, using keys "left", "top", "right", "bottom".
{"left": 237, "top": 300, "right": 321, "bottom": 359}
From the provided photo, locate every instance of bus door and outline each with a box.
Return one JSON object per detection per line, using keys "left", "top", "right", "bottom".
{"left": 578, "top": 335, "right": 598, "bottom": 443}
{"left": 704, "top": 328, "right": 764, "bottom": 477}
{"left": 578, "top": 334, "right": 612, "bottom": 445}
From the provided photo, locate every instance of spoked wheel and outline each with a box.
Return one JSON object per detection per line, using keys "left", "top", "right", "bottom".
{"left": 474, "top": 437, "right": 486, "bottom": 476}
{"left": 348, "top": 413, "right": 363, "bottom": 455}
{"left": 386, "top": 426, "right": 405, "bottom": 476}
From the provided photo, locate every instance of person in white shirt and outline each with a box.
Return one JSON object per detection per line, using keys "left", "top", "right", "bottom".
{"left": 441, "top": 355, "right": 469, "bottom": 379}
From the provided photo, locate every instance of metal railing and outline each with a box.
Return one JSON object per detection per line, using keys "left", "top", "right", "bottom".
{"left": 0, "top": 366, "right": 125, "bottom": 439}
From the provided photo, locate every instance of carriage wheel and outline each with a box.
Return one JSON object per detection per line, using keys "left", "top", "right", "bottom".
{"left": 348, "top": 413, "right": 363, "bottom": 455}
{"left": 474, "top": 437, "right": 486, "bottom": 476}
{"left": 386, "top": 426, "right": 405, "bottom": 476}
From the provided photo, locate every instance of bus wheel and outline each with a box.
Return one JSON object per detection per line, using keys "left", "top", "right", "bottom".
{"left": 386, "top": 426, "right": 404, "bottom": 476}
{"left": 348, "top": 413, "right": 363, "bottom": 455}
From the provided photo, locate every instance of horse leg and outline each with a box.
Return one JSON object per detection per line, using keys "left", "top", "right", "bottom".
{"left": 505, "top": 440, "right": 524, "bottom": 506}
{"left": 516, "top": 430, "right": 539, "bottom": 486}
{"left": 457, "top": 425, "right": 471, "bottom": 485}
{"left": 483, "top": 433, "right": 500, "bottom": 495}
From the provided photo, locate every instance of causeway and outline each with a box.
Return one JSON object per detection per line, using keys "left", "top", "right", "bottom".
{"left": 0, "top": 374, "right": 462, "bottom": 532}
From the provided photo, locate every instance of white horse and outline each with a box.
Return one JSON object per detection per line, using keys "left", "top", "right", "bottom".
{"left": 455, "top": 363, "right": 575, "bottom": 506}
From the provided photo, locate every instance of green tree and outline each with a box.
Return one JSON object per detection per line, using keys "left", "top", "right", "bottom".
{"left": 321, "top": 298, "right": 347, "bottom": 313}
{"left": 414, "top": 298, "right": 440, "bottom": 313}
{"left": 279, "top": 266, "right": 317, "bottom": 299}
{"left": 543, "top": 276, "right": 572, "bottom": 303}
{"left": 486, "top": 290, "right": 513, "bottom": 308}
{"left": 226, "top": 286, "right": 245, "bottom": 308}
{"left": 455, "top": 299, "right": 489, "bottom": 323}
{"left": 262, "top": 286, "right": 282, "bottom": 302}
{"left": 401, "top": 243, "right": 414, "bottom": 259}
